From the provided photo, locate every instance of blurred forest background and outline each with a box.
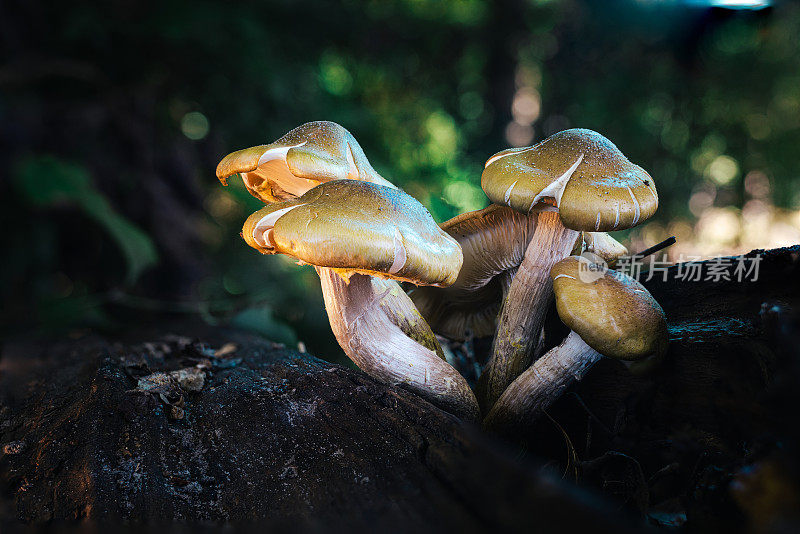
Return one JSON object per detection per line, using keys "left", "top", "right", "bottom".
{"left": 2, "top": 0, "right": 798, "bottom": 360}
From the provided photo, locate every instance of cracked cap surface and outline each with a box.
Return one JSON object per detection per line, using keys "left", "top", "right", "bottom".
{"left": 481, "top": 129, "right": 658, "bottom": 232}
{"left": 216, "top": 121, "right": 394, "bottom": 203}
{"left": 241, "top": 180, "right": 462, "bottom": 287}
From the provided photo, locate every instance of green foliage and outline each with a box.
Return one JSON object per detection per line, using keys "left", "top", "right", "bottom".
{"left": 13, "top": 156, "right": 158, "bottom": 285}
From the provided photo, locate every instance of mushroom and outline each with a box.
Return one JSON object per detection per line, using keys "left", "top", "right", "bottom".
{"left": 409, "top": 204, "right": 537, "bottom": 341}
{"left": 573, "top": 232, "right": 628, "bottom": 268}
{"left": 241, "top": 179, "right": 479, "bottom": 420}
{"left": 484, "top": 255, "right": 668, "bottom": 431}
{"left": 478, "top": 128, "right": 658, "bottom": 410}
{"left": 216, "top": 121, "right": 394, "bottom": 203}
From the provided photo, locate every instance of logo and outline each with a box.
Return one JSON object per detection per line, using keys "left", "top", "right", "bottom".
{"left": 576, "top": 252, "right": 608, "bottom": 283}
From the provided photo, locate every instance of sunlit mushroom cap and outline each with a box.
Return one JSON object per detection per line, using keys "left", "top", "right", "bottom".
{"left": 550, "top": 256, "right": 668, "bottom": 361}
{"left": 482, "top": 129, "right": 658, "bottom": 232}
{"left": 242, "top": 180, "right": 462, "bottom": 287}
{"left": 217, "top": 121, "right": 395, "bottom": 203}
{"left": 572, "top": 232, "right": 629, "bottom": 266}
{"left": 411, "top": 205, "right": 537, "bottom": 339}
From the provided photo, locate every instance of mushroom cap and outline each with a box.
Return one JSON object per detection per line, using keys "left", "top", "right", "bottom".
{"left": 216, "top": 121, "right": 394, "bottom": 203}
{"left": 411, "top": 205, "right": 537, "bottom": 339}
{"left": 550, "top": 256, "right": 668, "bottom": 361}
{"left": 481, "top": 129, "right": 658, "bottom": 232}
{"left": 572, "top": 232, "right": 629, "bottom": 266}
{"left": 242, "top": 179, "right": 463, "bottom": 287}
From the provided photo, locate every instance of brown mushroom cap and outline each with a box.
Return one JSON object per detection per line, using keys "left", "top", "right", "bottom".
{"left": 242, "top": 179, "right": 462, "bottom": 287}
{"left": 411, "top": 205, "right": 537, "bottom": 339}
{"left": 217, "top": 121, "right": 394, "bottom": 203}
{"left": 481, "top": 129, "right": 658, "bottom": 232}
{"left": 550, "top": 256, "right": 668, "bottom": 361}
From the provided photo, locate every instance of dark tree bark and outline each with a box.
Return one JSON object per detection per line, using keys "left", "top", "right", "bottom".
{"left": 508, "top": 246, "right": 800, "bottom": 530}
{"left": 0, "top": 328, "right": 635, "bottom": 531}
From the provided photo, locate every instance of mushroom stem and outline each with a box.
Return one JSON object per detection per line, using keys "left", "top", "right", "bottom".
{"left": 483, "top": 330, "right": 602, "bottom": 431}
{"left": 317, "top": 267, "right": 479, "bottom": 421}
{"left": 478, "top": 210, "right": 579, "bottom": 412}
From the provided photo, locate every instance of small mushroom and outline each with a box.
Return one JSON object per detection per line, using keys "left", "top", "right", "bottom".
{"left": 573, "top": 232, "right": 629, "bottom": 268}
{"left": 484, "top": 255, "right": 668, "bottom": 430}
{"left": 216, "top": 121, "right": 394, "bottom": 203}
{"left": 410, "top": 204, "right": 537, "bottom": 341}
{"left": 479, "top": 128, "right": 658, "bottom": 410}
{"left": 241, "top": 179, "right": 478, "bottom": 420}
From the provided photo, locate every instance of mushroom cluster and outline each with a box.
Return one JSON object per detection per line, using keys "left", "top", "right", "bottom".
{"left": 219, "top": 122, "right": 478, "bottom": 420}
{"left": 217, "top": 121, "right": 669, "bottom": 430}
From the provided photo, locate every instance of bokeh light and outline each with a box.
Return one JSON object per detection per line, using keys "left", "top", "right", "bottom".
{"left": 4, "top": 0, "right": 800, "bottom": 356}
{"left": 180, "top": 112, "right": 210, "bottom": 140}
{"left": 706, "top": 155, "right": 739, "bottom": 185}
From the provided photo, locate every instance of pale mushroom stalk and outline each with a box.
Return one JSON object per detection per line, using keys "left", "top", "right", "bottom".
{"left": 238, "top": 179, "right": 478, "bottom": 420}
{"left": 479, "top": 152, "right": 584, "bottom": 411}
{"left": 318, "top": 268, "right": 479, "bottom": 421}
{"left": 483, "top": 330, "right": 601, "bottom": 430}
{"left": 480, "top": 210, "right": 578, "bottom": 410}
{"left": 485, "top": 256, "right": 668, "bottom": 432}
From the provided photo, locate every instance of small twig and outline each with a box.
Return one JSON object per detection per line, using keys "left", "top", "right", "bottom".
{"left": 632, "top": 236, "right": 677, "bottom": 260}
{"left": 543, "top": 411, "right": 580, "bottom": 482}
{"left": 613, "top": 236, "right": 677, "bottom": 279}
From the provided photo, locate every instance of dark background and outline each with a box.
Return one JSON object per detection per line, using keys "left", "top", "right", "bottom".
{"left": 2, "top": 0, "right": 797, "bottom": 361}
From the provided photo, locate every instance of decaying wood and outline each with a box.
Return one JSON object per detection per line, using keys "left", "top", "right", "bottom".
{"left": 0, "top": 328, "right": 635, "bottom": 531}
{"left": 1, "top": 246, "right": 799, "bottom": 531}
{"left": 506, "top": 246, "right": 800, "bottom": 530}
